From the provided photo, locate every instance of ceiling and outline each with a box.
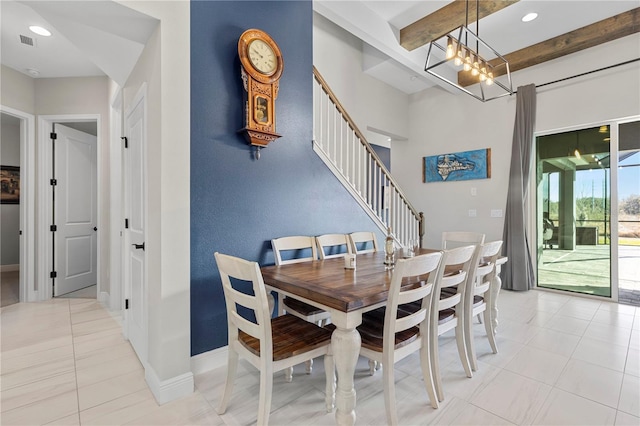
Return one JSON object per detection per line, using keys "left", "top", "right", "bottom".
{"left": 0, "top": 0, "right": 158, "bottom": 85}
{"left": 1, "top": 1, "right": 638, "bottom": 95}
{"left": 315, "top": 0, "right": 640, "bottom": 94}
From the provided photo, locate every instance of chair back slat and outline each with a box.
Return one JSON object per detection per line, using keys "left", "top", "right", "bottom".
{"left": 230, "top": 310, "right": 262, "bottom": 339}
{"left": 395, "top": 309, "right": 426, "bottom": 332}
{"left": 397, "top": 284, "right": 432, "bottom": 306}
{"left": 348, "top": 231, "right": 379, "bottom": 254}
{"left": 272, "top": 236, "right": 318, "bottom": 265}
{"left": 441, "top": 270, "right": 467, "bottom": 288}
{"left": 442, "top": 231, "right": 485, "bottom": 249}
{"left": 316, "top": 234, "right": 353, "bottom": 259}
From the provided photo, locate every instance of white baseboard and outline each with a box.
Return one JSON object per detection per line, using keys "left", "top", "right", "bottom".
{"left": 98, "top": 291, "right": 110, "bottom": 304}
{"left": 28, "top": 290, "right": 40, "bottom": 303}
{"left": 145, "top": 365, "right": 194, "bottom": 405}
{"left": 0, "top": 264, "right": 19, "bottom": 272}
{"left": 191, "top": 346, "right": 228, "bottom": 375}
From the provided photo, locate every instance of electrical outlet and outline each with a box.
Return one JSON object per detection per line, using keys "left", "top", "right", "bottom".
{"left": 468, "top": 209, "right": 477, "bottom": 217}
{"left": 470, "top": 187, "right": 477, "bottom": 196}
{"left": 491, "top": 209, "right": 503, "bottom": 218}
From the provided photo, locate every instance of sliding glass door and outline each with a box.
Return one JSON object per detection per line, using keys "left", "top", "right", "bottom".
{"left": 536, "top": 120, "right": 640, "bottom": 303}
{"left": 536, "top": 125, "right": 612, "bottom": 297}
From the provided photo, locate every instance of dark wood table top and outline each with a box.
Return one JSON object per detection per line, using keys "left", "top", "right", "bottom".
{"left": 261, "top": 249, "right": 439, "bottom": 313}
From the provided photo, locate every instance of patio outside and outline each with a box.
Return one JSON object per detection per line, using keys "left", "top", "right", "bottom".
{"left": 538, "top": 243, "right": 640, "bottom": 306}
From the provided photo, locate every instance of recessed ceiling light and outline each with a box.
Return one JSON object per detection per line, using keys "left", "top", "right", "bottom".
{"left": 29, "top": 26, "right": 51, "bottom": 36}
{"left": 522, "top": 13, "right": 538, "bottom": 23}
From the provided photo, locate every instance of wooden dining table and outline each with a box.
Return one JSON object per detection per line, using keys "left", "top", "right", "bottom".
{"left": 261, "top": 249, "right": 507, "bottom": 425}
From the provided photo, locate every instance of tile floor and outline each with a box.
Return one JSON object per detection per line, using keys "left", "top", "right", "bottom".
{"left": 1, "top": 271, "right": 20, "bottom": 307}
{"left": 1, "top": 290, "right": 638, "bottom": 425}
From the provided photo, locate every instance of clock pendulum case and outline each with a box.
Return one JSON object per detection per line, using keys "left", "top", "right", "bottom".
{"left": 237, "top": 29, "right": 284, "bottom": 159}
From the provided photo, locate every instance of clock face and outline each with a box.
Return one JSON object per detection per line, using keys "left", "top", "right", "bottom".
{"left": 248, "top": 39, "right": 277, "bottom": 75}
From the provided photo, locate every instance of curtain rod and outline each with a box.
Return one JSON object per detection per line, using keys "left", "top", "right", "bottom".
{"left": 514, "top": 58, "right": 640, "bottom": 93}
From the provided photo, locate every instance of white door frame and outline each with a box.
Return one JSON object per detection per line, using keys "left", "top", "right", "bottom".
{"left": 0, "top": 105, "right": 36, "bottom": 302}
{"left": 37, "top": 114, "right": 101, "bottom": 300}
{"left": 110, "top": 90, "right": 124, "bottom": 312}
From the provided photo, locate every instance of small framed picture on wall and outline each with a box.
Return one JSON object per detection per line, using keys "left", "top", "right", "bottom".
{"left": 0, "top": 165, "right": 20, "bottom": 204}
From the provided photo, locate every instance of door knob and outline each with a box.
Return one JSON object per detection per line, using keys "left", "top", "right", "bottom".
{"left": 94, "top": 227, "right": 98, "bottom": 231}
{"left": 132, "top": 242, "right": 145, "bottom": 251}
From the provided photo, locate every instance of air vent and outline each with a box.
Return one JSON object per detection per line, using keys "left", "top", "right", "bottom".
{"left": 19, "top": 34, "right": 36, "bottom": 47}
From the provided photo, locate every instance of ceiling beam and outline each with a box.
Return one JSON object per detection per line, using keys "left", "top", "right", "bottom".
{"left": 459, "top": 8, "right": 640, "bottom": 87}
{"left": 400, "top": 0, "right": 520, "bottom": 52}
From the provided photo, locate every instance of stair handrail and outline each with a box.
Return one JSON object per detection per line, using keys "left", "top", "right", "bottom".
{"left": 313, "top": 66, "right": 424, "bottom": 246}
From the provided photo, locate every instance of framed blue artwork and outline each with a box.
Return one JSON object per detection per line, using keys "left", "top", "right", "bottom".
{"left": 423, "top": 148, "right": 491, "bottom": 182}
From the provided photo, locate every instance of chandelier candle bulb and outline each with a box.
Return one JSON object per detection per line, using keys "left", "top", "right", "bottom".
{"left": 472, "top": 56, "right": 480, "bottom": 76}
{"left": 446, "top": 36, "right": 455, "bottom": 59}
{"left": 454, "top": 49, "right": 464, "bottom": 66}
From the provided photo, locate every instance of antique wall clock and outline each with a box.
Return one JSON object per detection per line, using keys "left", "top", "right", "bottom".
{"left": 237, "top": 29, "right": 284, "bottom": 159}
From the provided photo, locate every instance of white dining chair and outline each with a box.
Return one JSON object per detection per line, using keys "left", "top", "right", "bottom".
{"left": 348, "top": 231, "right": 379, "bottom": 254}
{"left": 271, "top": 236, "right": 331, "bottom": 323}
{"left": 356, "top": 251, "right": 443, "bottom": 423}
{"left": 427, "top": 245, "right": 476, "bottom": 402}
{"left": 271, "top": 236, "right": 331, "bottom": 375}
{"left": 463, "top": 240, "right": 503, "bottom": 371}
{"left": 214, "top": 252, "right": 335, "bottom": 425}
{"left": 316, "top": 233, "right": 353, "bottom": 259}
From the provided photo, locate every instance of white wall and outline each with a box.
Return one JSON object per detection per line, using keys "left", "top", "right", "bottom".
{"left": 1, "top": 117, "right": 20, "bottom": 265}
{"left": 0, "top": 65, "right": 36, "bottom": 114}
{"left": 313, "top": 12, "right": 410, "bottom": 145}
{"left": 118, "top": 0, "right": 192, "bottom": 400}
{"left": 397, "top": 34, "right": 640, "bottom": 248}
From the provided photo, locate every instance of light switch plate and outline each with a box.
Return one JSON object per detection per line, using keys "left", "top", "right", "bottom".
{"left": 491, "top": 209, "right": 503, "bottom": 217}
{"left": 469, "top": 209, "right": 477, "bottom": 217}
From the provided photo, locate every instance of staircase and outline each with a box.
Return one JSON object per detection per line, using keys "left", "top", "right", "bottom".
{"left": 312, "top": 67, "right": 424, "bottom": 247}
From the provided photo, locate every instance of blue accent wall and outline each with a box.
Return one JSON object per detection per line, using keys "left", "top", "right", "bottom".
{"left": 190, "top": 0, "right": 382, "bottom": 355}
{"left": 371, "top": 144, "right": 391, "bottom": 171}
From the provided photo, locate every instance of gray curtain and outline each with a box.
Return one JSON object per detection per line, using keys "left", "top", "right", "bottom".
{"left": 502, "top": 84, "right": 537, "bottom": 290}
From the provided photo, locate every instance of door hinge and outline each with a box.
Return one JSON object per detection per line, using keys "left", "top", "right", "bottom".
{"left": 50, "top": 271, "right": 57, "bottom": 278}
{"left": 50, "top": 132, "right": 57, "bottom": 140}
{"left": 121, "top": 136, "right": 128, "bottom": 148}
{"left": 125, "top": 299, "right": 129, "bottom": 309}
{"left": 50, "top": 225, "right": 57, "bottom": 232}
{"left": 50, "top": 178, "right": 57, "bottom": 186}
{"left": 125, "top": 218, "right": 129, "bottom": 229}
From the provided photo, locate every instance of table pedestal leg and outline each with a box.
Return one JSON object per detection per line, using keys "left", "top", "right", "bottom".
{"left": 491, "top": 265, "right": 504, "bottom": 334}
{"left": 332, "top": 326, "right": 360, "bottom": 426}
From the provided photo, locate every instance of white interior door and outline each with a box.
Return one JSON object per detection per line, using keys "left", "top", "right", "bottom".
{"left": 124, "top": 94, "right": 147, "bottom": 364}
{"left": 54, "top": 124, "right": 97, "bottom": 296}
